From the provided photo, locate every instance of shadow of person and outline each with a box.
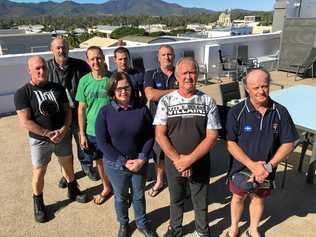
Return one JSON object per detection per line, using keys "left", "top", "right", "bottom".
{"left": 45, "top": 198, "right": 73, "bottom": 221}
{"left": 259, "top": 170, "right": 316, "bottom": 235}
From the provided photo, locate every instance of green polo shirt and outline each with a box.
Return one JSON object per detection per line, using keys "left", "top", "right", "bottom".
{"left": 75, "top": 72, "right": 111, "bottom": 136}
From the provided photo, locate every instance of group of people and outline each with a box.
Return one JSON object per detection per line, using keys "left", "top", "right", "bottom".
{"left": 14, "top": 36, "right": 298, "bottom": 237}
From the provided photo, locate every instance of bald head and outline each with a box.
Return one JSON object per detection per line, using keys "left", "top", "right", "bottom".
{"left": 51, "top": 36, "right": 69, "bottom": 65}
{"left": 27, "top": 56, "right": 48, "bottom": 86}
{"left": 245, "top": 68, "right": 270, "bottom": 106}
{"left": 244, "top": 68, "right": 270, "bottom": 87}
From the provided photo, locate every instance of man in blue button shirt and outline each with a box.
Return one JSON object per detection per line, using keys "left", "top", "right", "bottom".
{"left": 225, "top": 68, "right": 298, "bottom": 237}
{"left": 144, "top": 45, "right": 178, "bottom": 197}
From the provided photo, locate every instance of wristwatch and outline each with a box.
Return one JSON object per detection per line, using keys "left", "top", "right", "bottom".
{"left": 264, "top": 163, "right": 273, "bottom": 173}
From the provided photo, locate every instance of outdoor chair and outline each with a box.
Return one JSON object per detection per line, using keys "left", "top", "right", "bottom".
{"left": 287, "top": 48, "right": 316, "bottom": 80}
{"left": 219, "top": 81, "right": 241, "bottom": 106}
{"left": 218, "top": 49, "right": 238, "bottom": 81}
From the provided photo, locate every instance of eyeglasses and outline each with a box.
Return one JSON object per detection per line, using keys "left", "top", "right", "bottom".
{"left": 115, "top": 85, "right": 131, "bottom": 93}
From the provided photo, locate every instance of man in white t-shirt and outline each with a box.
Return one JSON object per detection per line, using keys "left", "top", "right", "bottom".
{"left": 154, "top": 57, "right": 221, "bottom": 237}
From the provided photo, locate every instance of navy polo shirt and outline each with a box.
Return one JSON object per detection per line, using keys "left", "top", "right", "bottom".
{"left": 144, "top": 67, "right": 178, "bottom": 117}
{"left": 226, "top": 97, "right": 298, "bottom": 177}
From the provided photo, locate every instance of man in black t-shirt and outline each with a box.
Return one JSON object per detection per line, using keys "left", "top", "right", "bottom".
{"left": 47, "top": 36, "right": 99, "bottom": 186}
{"left": 14, "top": 56, "right": 87, "bottom": 223}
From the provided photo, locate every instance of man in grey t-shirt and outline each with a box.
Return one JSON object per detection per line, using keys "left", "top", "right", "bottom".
{"left": 154, "top": 57, "right": 221, "bottom": 237}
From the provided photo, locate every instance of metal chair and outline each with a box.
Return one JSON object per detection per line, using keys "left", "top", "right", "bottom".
{"left": 219, "top": 81, "right": 241, "bottom": 106}
{"left": 287, "top": 48, "right": 316, "bottom": 80}
{"left": 218, "top": 49, "right": 238, "bottom": 81}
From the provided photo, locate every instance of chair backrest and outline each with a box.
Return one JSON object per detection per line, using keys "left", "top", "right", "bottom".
{"left": 183, "top": 50, "right": 195, "bottom": 58}
{"left": 219, "top": 81, "right": 241, "bottom": 106}
{"left": 303, "top": 47, "right": 316, "bottom": 66}
{"left": 217, "top": 105, "right": 230, "bottom": 140}
{"left": 236, "top": 45, "right": 248, "bottom": 65}
{"left": 132, "top": 57, "right": 145, "bottom": 73}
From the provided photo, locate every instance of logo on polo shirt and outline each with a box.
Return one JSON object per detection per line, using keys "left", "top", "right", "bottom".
{"left": 243, "top": 125, "right": 253, "bottom": 133}
{"left": 272, "top": 123, "right": 279, "bottom": 133}
{"left": 155, "top": 82, "right": 162, "bottom": 88}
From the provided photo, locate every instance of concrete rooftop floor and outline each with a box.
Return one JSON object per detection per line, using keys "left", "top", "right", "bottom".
{"left": 1, "top": 71, "right": 316, "bottom": 237}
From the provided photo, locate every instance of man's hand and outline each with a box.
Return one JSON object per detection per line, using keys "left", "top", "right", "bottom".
{"left": 50, "top": 126, "right": 68, "bottom": 143}
{"left": 125, "top": 159, "right": 145, "bottom": 172}
{"left": 250, "top": 161, "right": 269, "bottom": 183}
{"left": 173, "top": 154, "right": 192, "bottom": 173}
{"left": 46, "top": 130, "right": 61, "bottom": 143}
{"left": 180, "top": 168, "right": 192, "bottom": 177}
{"left": 80, "top": 134, "right": 89, "bottom": 149}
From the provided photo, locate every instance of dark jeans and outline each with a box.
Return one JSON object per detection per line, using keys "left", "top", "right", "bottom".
{"left": 104, "top": 163, "right": 148, "bottom": 228}
{"left": 71, "top": 122, "right": 93, "bottom": 168}
{"left": 165, "top": 158, "right": 209, "bottom": 236}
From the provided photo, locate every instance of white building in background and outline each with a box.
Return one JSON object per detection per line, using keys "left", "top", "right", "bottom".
{"left": 138, "top": 24, "right": 168, "bottom": 33}
{"left": 88, "top": 25, "right": 120, "bottom": 36}
{"left": 17, "top": 25, "right": 45, "bottom": 33}
{"left": 186, "top": 24, "right": 209, "bottom": 32}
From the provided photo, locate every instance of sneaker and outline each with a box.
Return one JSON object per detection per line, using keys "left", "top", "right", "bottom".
{"left": 82, "top": 166, "right": 100, "bottom": 181}
{"left": 33, "top": 194, "right": 47, "bottom": 223}
{"left": 118, "top": 224, "right": 130, "bottom": 237}
{"left": 163, "top": 226, "right": 182, "bottom": 237}
{"left": 67, "top": 180, "right": 88, "bottom": 203}
{"left": 58, "top": 176, "right": 67, "bottom": 189}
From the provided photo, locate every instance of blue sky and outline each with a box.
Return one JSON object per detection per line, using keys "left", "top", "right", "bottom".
{"left": 11, "top": 0, "right": 276, "bottom": 11}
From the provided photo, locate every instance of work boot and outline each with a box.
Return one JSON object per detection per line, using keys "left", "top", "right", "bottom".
{"left": 58, "top": 176, "right": 67, "bottom": 189}
{"left": 82, "top": 165, "right": 100, "bottom": 181}
{"left": 118, "top": 224, "right": 130, "bottom": 237}
{"left": 67, "top": 180, "right": 88, "bottom": 203}
{"left": 138, "top": 225, "right": 159, "bottom": 237}
{"left": 33, "top": 193, "right": 47, "bottom": 223}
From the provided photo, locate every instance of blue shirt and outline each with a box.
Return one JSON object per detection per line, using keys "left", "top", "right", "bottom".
{"left": 143, "top": 67, "right": 177, "bottom": 117}
{"left": 95, "top": 100, "right": 154, "bottom": 170}
{"left": 226, "top": 97, "right": 299, "bottom": 177}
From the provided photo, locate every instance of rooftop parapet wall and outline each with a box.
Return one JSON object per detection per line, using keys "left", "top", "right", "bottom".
{"left": 0, "top": 32, "right": 280, "bottom": 115}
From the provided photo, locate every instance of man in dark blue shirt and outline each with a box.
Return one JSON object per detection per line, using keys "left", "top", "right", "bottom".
{"left": 113, "top": 46, "right": 145, "bottom": 102}
{"left": 144, "top": 45, "right": 178, "bottom": 197}
{"left": 225, "top": 68, "right": 298, "bottom": 237}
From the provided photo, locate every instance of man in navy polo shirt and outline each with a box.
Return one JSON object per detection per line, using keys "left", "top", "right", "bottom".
{"left": 144, "top": 44, "right": 178, "bottom": 197}
{"left": 113, "top": 46, "right": 145, "bottom": 102}
{"left": 225, "top": 68, "right": 298, "bottom": 237}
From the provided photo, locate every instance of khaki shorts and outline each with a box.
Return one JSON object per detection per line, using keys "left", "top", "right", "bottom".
{"left": 29, "top": 132, "right": 72, "bottom": 167}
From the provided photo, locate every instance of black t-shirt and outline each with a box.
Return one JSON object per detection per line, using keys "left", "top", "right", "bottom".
{"left": 14, "top": 82, "right": 68, "bottom": 141}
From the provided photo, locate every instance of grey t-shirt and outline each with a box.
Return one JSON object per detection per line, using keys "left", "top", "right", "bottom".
{"left": 153, "top": 90, "right": 221, "bottom": 179}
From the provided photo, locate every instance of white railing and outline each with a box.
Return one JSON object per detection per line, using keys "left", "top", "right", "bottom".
{"left": 0, "top": 32, "right": 280, "bottom": 115}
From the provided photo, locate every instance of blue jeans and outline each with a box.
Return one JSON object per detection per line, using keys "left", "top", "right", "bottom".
{"left": 82, "top": 135, "right": 102, "bottom": 166}
{"left": 71, "top": 123, "right": 93, "bottom": 168}
{"left": 104, "top": 163, "right": 148, "bottom": 228}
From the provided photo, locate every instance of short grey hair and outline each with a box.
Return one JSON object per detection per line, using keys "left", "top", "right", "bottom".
{"left": 175, "top": 57, "right": 199, "bottom": 76}
{"left": 243, "top": 67, "right": 271, "bottom": 86}
{"left": 51, "top": 35, "right": 68, "bottom": 49}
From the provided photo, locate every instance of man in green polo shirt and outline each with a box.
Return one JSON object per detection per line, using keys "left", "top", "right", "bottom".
{"left": 76, "top": 46, "right": 112, "bottom": 205}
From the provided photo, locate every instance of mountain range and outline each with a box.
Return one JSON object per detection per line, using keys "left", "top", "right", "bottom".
{"left": 0, "top": 0, "right": 216, "bottom": 17}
